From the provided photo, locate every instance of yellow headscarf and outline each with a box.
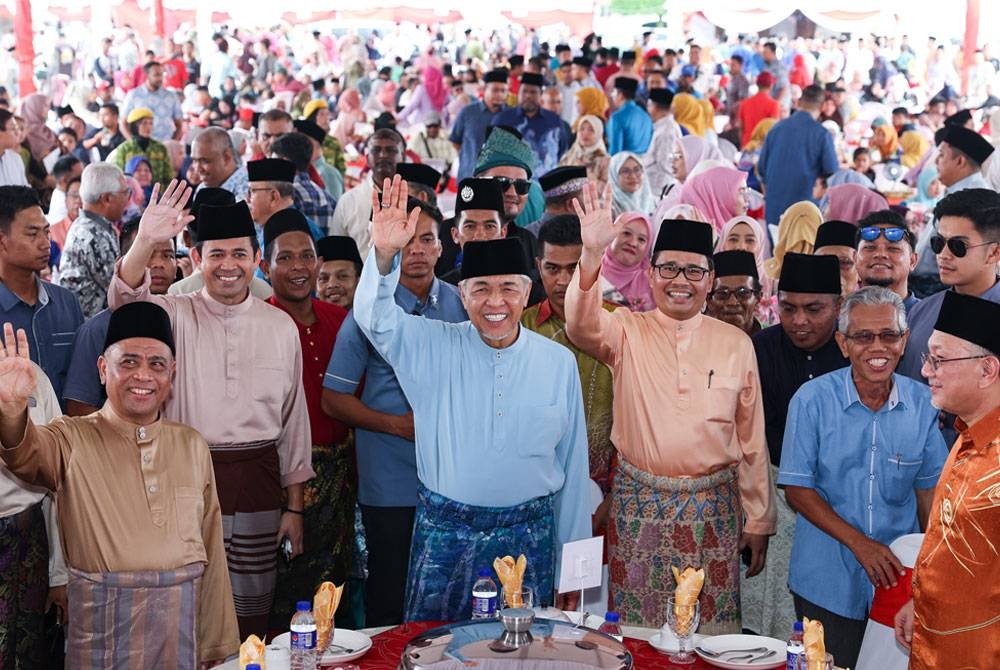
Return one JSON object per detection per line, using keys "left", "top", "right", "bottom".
{"left": 672, "top": 93, "right": 707, "bottom": 137}
{"left": 872, "top": 123, "right": 900, "bottom": 160}
{"left": 573, "top": 88, "right": 608, "bottom": 131}
{"left": 764, "top": 201, "right": 824, "bottom": 280}
{"left": 899, "top": 130, "right": 930, "bottom": 168}
{"left": 743, "top": 117, "right": 777, "bottom": 152}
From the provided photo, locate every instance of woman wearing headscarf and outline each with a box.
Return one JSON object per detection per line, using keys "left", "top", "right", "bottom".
{"left": 332, "top": 88, "right": 365, "bottom": 147}
{"left": 717, "top": 214, "right": 777, "bottom": 324}
{"left": 678, "top": 166, "right": 748, "bottom": 234}
{"left": 609, "top": 151, "right": 656, "bottom": 218}
{"left": 124, "top": 155, "right": 155, "bottom": 206}
{"left": 559, "top": 114, "right": 610, "bottom": 193}
{"left": 396, "top": 66, "right": 447, "bottom": 126}
{"left": 574, "top": 88, "right": 608, "bottom": 130}
{"left": 871, "top": 117, "right": 901, "bottom": 162}
{"left": 107, "top": 108, "right": 173, "bottom": 189}
{"left": 672, "top": 93, "right": 708, "bottom": 137}
{"left": 17, "top": 93, "right": 59, "bottom": 161}
{"left": 823, "top": 183, "right": 889, "bottom": 223}
{"left": 303, "top": 99, "right": 346, "bottom": 175}
{"left": 739, "top": 117, "right": 777, "bottom": 192}
{"left": 764, "top": 201, "right": 823, "bottom": 280}
{"left": 600, "top": 211, "right": 655, "bottom": 311}
{"left": 899, "top": 129, "right": 930, "bottom": 168}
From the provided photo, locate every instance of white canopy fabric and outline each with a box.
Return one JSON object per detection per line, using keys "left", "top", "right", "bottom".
{"left": 695, "top": 0, "right": 907, "bottom": 34}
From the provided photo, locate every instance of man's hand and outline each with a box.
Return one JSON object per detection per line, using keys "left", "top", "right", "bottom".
{"left": 46, "top": 585, "right": 67, "bottom": 625}
{"left": 136, "top": 180, "right": 195, "bottom": 246}
{"left": 852, "top": 536, "right": 905, "bottom": 587}
{"left": 572, "top": 182, "right": 617, "bottom": 252}
{"left": 592, "top": 495, "right": 611, "bottom": 536}
{"left": 370, "top": 175, "right": 420, "bottom": 272}
{"left": 894, "top": 598, "right": 914, "bottom": 650}
{"left": 392, "top": 411, "right": 415, "bottom": 442}
{"left": 278, "top": 511, "right": 305, "bottom": 559}
{"left": 738, "top": 532, "right": 769, "bottom": 577}
{"left": 0, "top": 323, "right": 35, "bottom": 417}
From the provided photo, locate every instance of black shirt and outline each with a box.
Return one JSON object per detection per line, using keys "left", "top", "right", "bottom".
{"left": 752, "top": 324, "right": 849, "bottom": 466}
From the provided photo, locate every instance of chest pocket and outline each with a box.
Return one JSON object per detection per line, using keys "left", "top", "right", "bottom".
{"left": 704, "top": 374, "right": 741, "bottom": 424}
{"left": 174, "top": 486, "right": 206, "bottom": 560}
{"left": 515, "top": 405, "right": 567, "bottom": 459}
{"left": 43, "top": 330, "right": 76, "bottom": 375}
{"left": 252, "top": 358, "right": 289, "bottom": 403}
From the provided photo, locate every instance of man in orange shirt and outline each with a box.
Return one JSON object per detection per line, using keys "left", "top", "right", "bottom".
{"left": 738, "top": 72, "right": 782, "bottom": 147}
{"left": 895, "top": 292, "right": 1000, "bottom": 668}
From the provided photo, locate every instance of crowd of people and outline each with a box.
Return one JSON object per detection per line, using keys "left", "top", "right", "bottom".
{"left": 0, "top": 19, "right": 998, "bottom": 670}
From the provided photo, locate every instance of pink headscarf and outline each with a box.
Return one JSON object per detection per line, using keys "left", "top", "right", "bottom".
{"left": 423, "top": 66, "right": 447, "bottom": 112}
{"left": 679, "top": 166, "right": 747, "bottom": 234}
{"left": 602, "top": 212, "right": 655, "bottom": 312}
{"left": 677, "top": 135, "right": 724, "bottom": 175}
{"left": 18, "top": 93, "right": 59, "bottom": 160}
{"left": 823, "top": 184, "right": 889, "bottom": 223}
{"left": 717, "top": 215, "right": 773, "bottom": 294}
{"left": 378, "top": 81, "right": 399, "bottom": 110}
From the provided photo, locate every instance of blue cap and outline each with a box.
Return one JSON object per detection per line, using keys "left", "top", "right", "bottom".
{"left": 681, "top": 64, "right": 697, "bottom": 77}
{"left": 605, "top": 612, "right": 620, "bottom": 623}
{"left": 296, "top": 601, "right": 311, "bottom": 611}
{"left": 794, "top": 621, "right": 803, "bottom": 632}
{"left": 478, "top": 568, "right": 491, "bottom": 577}
{"left": 246, "top": 666, "right": 261, "bottom": 670}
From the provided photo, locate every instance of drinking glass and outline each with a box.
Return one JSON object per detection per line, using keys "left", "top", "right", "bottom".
{"left": 499, "top": 586, "right": 534, "bottom": 610}
{"left": 795, "top": 653, "right": 834, "bottom": 670}
{"left": 665, "top": 597, "right": 700, "bottom": 664}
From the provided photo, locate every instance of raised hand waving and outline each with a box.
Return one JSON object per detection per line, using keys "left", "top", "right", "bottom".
{"left": 370, "top": 175, "right": 421, "bottom": 255}
{"left": 0, "top": 323, "right": 36, "bottom": 417}
{"left": 137, "top": 179, "right": 195, "bottom": 245}
{"left": 572, "top": 181, "right": 618, "bottom": 253}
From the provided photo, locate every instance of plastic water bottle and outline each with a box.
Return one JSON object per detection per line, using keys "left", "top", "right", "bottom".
{"left": 471, "top": 568, "right": 499, "bottom": 618}
{"left": 598, "top": 612, "right": 624, "bottom": 641}
{"left": 290, "top": 600, "right": 318, "bottom": 670}
{"left": 786, "top": 620, "right": 804, "bottom": 670}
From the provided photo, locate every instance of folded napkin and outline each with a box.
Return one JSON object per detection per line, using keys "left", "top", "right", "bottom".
{"left": 671, "top": 566, "right": 704, "bottom": 633}
{"left": 239, "top": 634, "right": 266, "bottom": 669}
{"left": 314, "top": 581, "right": 345, "bottom": 651}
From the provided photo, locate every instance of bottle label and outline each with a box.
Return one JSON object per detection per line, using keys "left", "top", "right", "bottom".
{"left": 787, "top": 650, "right": 803, "bottom": 670}
{"left": 471, "top": 594, "right": 497, "bottom": 617}
{"left": 291, "top": 629, "right": 317, "bottom": 650}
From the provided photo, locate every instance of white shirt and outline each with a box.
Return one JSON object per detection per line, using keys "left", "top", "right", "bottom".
{"left": 0, "top": 149, "right": 28, "bottom": 187}
{"left": 329, "top": 177, "right": 375, "bottom": 257}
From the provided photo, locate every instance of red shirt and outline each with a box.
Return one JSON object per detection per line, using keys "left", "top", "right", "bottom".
{"left": 162, "top": 57, "right": 188, "bottom": 90}
{"left": 594, "top": 63, "right": 620, "bottom": 88}
{"left": 267, "top": 297, "right": 349, "bottom": 445}
{"left": 738, "top": 91, "right": 781, "bottom": 147}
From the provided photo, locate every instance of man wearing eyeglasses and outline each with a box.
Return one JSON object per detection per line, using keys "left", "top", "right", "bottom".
{"left": 778, "top": 287, "right": 946, "bottom": 668}
{"left": 813, "top": 220, "right": 859, "bottom": 296}
{"left": 744, "top": 253, "right": 847, "bottom": 638}
{"left": 566, "top": 184, "right": 775, "bottom": 633}
{"left": 898, "top": 189, "right": 1000, "bottom": 383}
{"left": 855, "top": 209, "right": 919, "bottom": 314}
{"left": 894, "top": 292, "right": 1000, "bottom": 669}
{"left": 705, "top": 250, "right": 762, "bottom": 336}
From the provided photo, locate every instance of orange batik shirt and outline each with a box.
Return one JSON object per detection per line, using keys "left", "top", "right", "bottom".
{"left": 910, "top": 405, "right": 1000, "bottom": 669}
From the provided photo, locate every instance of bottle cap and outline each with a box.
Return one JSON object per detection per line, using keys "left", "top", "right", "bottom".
{"left": 296, "top": 600, "right": 311, "bottom": 611}
{"left": 246, "top": 665, "right": 261, "bottom": 670}
{"left": 478, "top": 568, "right": 491, "bottom": 577}
{"left": 605, "top": 612, "right": 620, "bottom": 623}
{"left": 793, "top": 621, "right": 803, "bottom": 632}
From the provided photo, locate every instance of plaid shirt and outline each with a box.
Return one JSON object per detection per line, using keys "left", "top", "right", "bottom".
{"left": 293, "top": 173, "right": 336, "bottom": 235}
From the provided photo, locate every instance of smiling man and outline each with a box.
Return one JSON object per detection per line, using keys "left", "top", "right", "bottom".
{"left": 315, "top": 236, "right": 363, "bottom": 309}
{"left": 566, "top": 183, "right": 775, "bottom": 633}
{"left": 259, "top": 209, "right": 353, "bottom": 630}
{"left": 353, "top": 175, "right": 590, "bottom": 621}
{"left": 323, "top": 196, "right": 467, "bottom": 626}
{"left": 705, "top": 250, "right": 763, "bottom": 336}
{"left": 779, "top": 287, "right": 946, "bottom": 669}
{"left": 108, "top": 185, "right": 314, "bottom": 639}
{"left": 745, "top": 252, "right": 847, "bottom": 637}
{"left": 191, "top": 127, "right": 248, "bottom": 200}
{"left": 856, "top": 209, "right": 919, "bottom": 313}
{"left": 0, "top": 304, "right": 238, "bottom": 668}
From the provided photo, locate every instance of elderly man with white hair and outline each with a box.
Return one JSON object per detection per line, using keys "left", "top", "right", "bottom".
{"left": 57, "top": 162, "right": 128, "bottom": 317}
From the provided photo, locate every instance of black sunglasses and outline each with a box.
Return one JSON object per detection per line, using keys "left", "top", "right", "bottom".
{"left": 859, "top": 226, "right": 906, "bottom": 243}
{"left": 488, "top": 176, "right": 531, "bottom": 195}
{"left": 929, "top": 234, "right": 997, "bottom": 258}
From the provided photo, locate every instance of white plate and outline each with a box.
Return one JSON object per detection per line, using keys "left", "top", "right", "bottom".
{"left": 562, "top": 611, "right": 603, "bottom": 628}
{"left": 272, "top": 628, "right": 373, "bottom": 663}
{"left": 647, "top": 629, "right": 706, "bottom": 654}
{"left": 695, "top": 634, "right": 787, "bottom": 669}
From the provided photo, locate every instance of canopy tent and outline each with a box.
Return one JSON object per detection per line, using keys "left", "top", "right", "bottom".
{"left": 689, "top": 0, "right": 907, "bottom": 35}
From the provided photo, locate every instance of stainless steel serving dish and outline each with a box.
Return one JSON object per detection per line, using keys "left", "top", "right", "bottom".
{"left": 399, "top": 609, "right": 633, "bottom": 669}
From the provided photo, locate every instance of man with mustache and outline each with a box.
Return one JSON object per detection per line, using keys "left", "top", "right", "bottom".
{"left": 855, "top": 209, "right": 919, "bottom": 314}
{"left": 705, "top": 250, "right": 763, "bottom": 336}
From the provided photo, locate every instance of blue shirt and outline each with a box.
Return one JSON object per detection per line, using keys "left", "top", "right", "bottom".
{"left": 606, "top": 101, "right": 653, "bottom": 155}
{"left": 757, "top": 111, "right": 839, "bottom": 224}
{"left": 450, "top": 100, "right": 507, "bottom": 181}
{"left": 491, "top": 107, "right": 568, "bottom": 176}
{"left": 352, "top": 248, "right": 592, "bottom": 552}
{"left": 777, "top": 368, "right": 947, "bottom": 619}
{"left": 898, "top": 282, "right": 1000, "bottom": 382}
{"left": 323, "top": 278, "right": 467, "bottom": 506}
{"left": 0, "top": 277, "right": 84, "bottom": 401}
{"left": 62, "top": 308, "right": 111, "bottom": 407}
{"left": 121, "top": 84, "right": 183, "bottom": 142}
